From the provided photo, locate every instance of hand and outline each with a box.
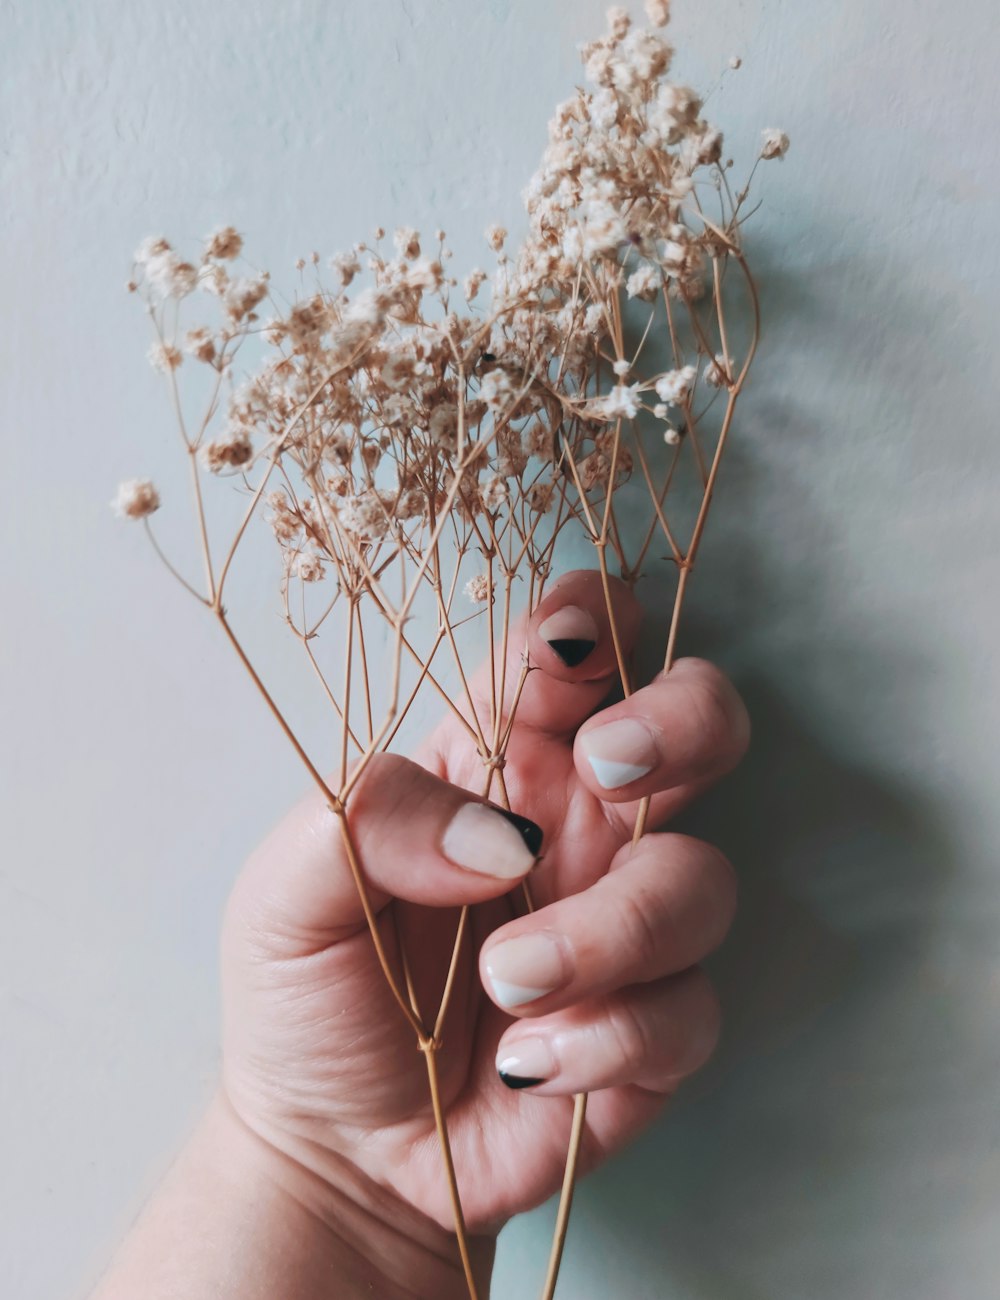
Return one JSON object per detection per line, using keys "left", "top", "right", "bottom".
{"left": 219, "top": 570, "right": 749, "bottom": 1267}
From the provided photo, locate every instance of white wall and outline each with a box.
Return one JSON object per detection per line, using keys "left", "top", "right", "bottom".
{"left": 3, "top": 2, "right": 999, "bottom": 1297}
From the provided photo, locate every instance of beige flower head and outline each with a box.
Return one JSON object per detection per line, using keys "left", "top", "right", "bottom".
{"left": 148, "top": 341, "right": 182, "bottom": 373}
{"left": 761, "top": 128, "right": 790, "bottom": 160}
{"left": 112, "top": 478, "right": 161, "bottom": 520}
{"left": 204, "top": 225, "right": 244, "bottom": 260}
{"left": 465, "top": 574, "right": 490, "bottom": 603}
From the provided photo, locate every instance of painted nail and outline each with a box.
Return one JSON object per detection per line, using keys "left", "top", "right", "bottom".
{"left": 484, "top": 931, "right": 569, "bottom": 1009}
{"left": 497, "top": 1036, "right": 554, "bottom": 1089}
{"left": 441, "top": 802, "right": 543, "bottom": 879}
{"left": 538, "top": 605, "right": 599, "bottom": 667}
{"left": 579, "top": 718, "right": 659, "bottom": 789}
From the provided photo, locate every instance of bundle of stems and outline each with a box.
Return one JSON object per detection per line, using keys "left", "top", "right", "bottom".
{"left": 114, "top": 5, "right": 787, "bottom": 1294}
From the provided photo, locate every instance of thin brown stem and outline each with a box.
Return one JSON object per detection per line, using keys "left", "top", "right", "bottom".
{"left": 540, "top": 1093, "right": 588, "bottom": 1300}
{"left": 422, "top": 1044, "right": 480, "bottom": 1300}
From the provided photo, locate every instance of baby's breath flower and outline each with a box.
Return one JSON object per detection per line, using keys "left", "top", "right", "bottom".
{"left": 328, "top": 250, "right": 361, "bottom": 288}
{"left": 182, "top": 327, "right": 217, "bottom": 364}
{"left": 112, "top": 478, "right": 160, "bottom": 520}
{"left": 654, "top": 364, "right": 697, "bottom": 405}
{"left": 393, "top": 227, "right": 421, "bottom": 259}
{"left": 606, "top": 6, "right": 630, "bottom": 40}
{"left": 590, "top": 382, "right": 641, "bottom": 420}
{"left": 485, "top": 224, "right": 507, "bottom": 252}
{"left": 204, "top": 225, "right": 244, "bottom": 260}
{"left": 620, "top": 29, "right": 672, "bottom": 82}
{"left": 580, "top": 198, "right": 626, "bottom": 259}
{"left": 612, "top": 358, "right": 631, "bottom": 377}
{"left": 337, "top": 489, "right": 394, "bottom": 541}
{"left": 133, "top": 235, "right": 171, "bottom": 265}
{"left": 589, "top": 86, "right": 619, "bottom": 131}
{"left": 705, "top": 353, "right": 730, "bottom": 387}
{"left": 760, "top": 127, "right": 790, "bottom": 160}
{"left": 198, "top": 263, "right": 228, "bottom": 297}
{"left": 578, "top": 449, "right": 610, "bottom": 490}
{"left": 406, "top": 258, "right": 443, "bottom": 292}
{"left": 143, "top": 252, "right": 198, "bottom": 299}
{"left": 148, "top": 341, "right": 182, "bottom": 372}
{"left": 645, "top": 0, "right": 670, "bottom": 25}
{"left": 626, "top": 263, "right": 661, "bottom": 300}
{"left": 266, "top": 490, "right": 301, "bottom": 544}
{"left": 463, "top": 268, "right": 487, "bottom": 301}
{"left": 482, "top": 476, "right": 509, "bottom": 511}
{"left": 295, "top": 553, "right": 324, "bottom": 582}
{"left": 200, "top": 425, "right": 253, "bottom": 473}
{"left": 479, "top": 368, "right": 517, "bottom": 410}
{"left": 465, "top": 574, "right": 490, "bottom": 603}
{"left": 663, "top": 424, "right": 681, "bottom": 445}
{"left": 224, "top": 273, "right": 270, "bottom": 321}
{"left": 528, "top": 482, "right": 555, "bottom": 513}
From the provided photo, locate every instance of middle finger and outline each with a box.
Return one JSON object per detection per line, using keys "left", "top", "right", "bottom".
{"left": 478, "top": 831, "right": 736, "bottom": 1013}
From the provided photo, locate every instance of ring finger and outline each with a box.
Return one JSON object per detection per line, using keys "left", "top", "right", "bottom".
{"left": 494, "top": 967, "right": 721, "bottom": 1095}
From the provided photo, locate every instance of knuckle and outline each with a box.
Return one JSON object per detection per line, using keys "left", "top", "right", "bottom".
{"left": 351, "top": 752, "right": 426, "bottom": 830}
{"left": 613, "top": 885, "right": 667, "bottom": 976}
{"left": 673, "top": 659, "right": 751, "bottom": 767}
{"left": 605, "top": 996, "right": 654, "bottom": 1075}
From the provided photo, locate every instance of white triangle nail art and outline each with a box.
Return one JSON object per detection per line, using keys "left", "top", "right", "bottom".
{"left": 587, "top": 755, "right": 654, "bottom": 789}
{"left": 488, "top": 976, "right": 554, "bottom": 1008}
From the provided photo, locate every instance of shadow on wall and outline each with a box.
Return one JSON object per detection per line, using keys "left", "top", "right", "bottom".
{"left": 564, "top": 656, "right": 956, "bottom": 1297}
{"left": 545, "top": 231, "right": 965, "bottom": 1296}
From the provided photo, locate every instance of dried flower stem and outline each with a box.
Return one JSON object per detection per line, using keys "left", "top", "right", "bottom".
{"left": 118, "top": 9, "right": 786, "bottom": 1293}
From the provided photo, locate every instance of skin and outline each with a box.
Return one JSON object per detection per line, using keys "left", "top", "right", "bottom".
{"left": 92, "top": 570, "right": 750, "bottom": 1299}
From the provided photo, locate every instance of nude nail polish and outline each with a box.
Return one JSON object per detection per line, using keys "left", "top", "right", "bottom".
{"left": 441, "top": 803, "right": 543, "bottom": 879}
{"left": 484, "top": 931, "right": 569, "bottom": 1008}
{"left": 497, "top": 1036, "right": 554, "bottom": 1089}
{"left": 578, "top": 717, "right": 659, "bottom": 789}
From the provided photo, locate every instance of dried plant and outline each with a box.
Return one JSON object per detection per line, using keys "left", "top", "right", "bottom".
{"left": 115, "top": 4, "right": 788, "bottom": 1295}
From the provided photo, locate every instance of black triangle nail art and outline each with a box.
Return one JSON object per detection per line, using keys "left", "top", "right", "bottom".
{"left": 499, "top": 1070, "right": 545, "bottom": 1090}
{"left": 546, "top": 637, "right": 596, "bottom": 667}
{"left": 496, "top": 808, "right": 544, "bottom": 858}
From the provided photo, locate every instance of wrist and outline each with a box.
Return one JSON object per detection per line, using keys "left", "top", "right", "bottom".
{"left": 213, "top": 1089, "right": 494, "bottom": 1299}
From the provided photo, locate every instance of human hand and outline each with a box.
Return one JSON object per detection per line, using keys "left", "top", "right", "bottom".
{"left": 218, "top": 569, "right": 749, "bottom": 1286}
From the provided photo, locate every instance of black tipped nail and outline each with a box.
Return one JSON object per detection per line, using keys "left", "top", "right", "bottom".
{"left": 496, "top": 808, "right": 544, "bottom": 858}
{"left": 545, "top": 637, "right": 597, "bottom": 667}
{"left": 499, "top": 1071, "right": 546, "bottom": 1090}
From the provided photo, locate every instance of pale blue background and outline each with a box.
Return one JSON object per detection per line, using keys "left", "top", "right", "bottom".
{"left": 2, "top": 2, "right": 999, "bottom": 1297}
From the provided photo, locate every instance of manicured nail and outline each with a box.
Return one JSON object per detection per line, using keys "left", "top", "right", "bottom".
{"left": 538, "top": 605, "right": 599, "bottom": 667}
{"left": 484, "top": 931, "right": 569, "bottom": 1008}
{"left": 579, "top": 718, "right": 659, "bottom": 789}
{"left": 442, "top": 803, "right": 543, "bottom": 879}
{"left": 497, "top": 1036, "right": 554, "bottom": 1089}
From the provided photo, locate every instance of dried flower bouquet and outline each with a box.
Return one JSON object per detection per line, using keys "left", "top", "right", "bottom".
{"left": 116, "top": 4, "right": 787, "bottom": 1295}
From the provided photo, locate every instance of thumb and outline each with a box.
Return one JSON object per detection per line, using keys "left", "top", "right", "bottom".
{"left": 227, "top": 753, "right": 542, "bottom": 953}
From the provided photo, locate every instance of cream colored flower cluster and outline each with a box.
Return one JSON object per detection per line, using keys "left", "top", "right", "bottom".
{"left": 119, "top": 5, "right": 787, "bottom": 601}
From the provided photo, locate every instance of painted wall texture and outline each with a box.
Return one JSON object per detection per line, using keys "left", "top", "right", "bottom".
{"left": 3, "top": 1, "right": 999, "bottom": 1297}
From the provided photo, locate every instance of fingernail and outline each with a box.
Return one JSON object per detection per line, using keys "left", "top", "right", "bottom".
{"left": 497, "top": 1036, "right": 554, "bottom": 1089}
{"left": 538, "top": 605, "right": 599, "bottom": 667}
{"left": 484, "top": 931, "right": 569, "bottom": 1008}
{"left": 579, "top": 718, "right": 659, "bottom": 789}
{"left": 442, "top": 803, "right": 543, "bottom": 879}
